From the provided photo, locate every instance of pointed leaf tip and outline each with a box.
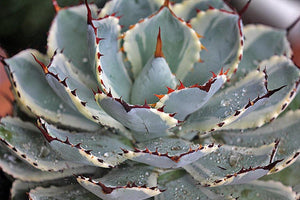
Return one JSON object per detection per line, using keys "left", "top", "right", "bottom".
{"left": 31, "top": 53, "right": 48, "bottom": 74}
{"left": 155, "top": 28, "right": 165, "bottom": 58}
{"left": 52, "top": 0, "right": 61, "bottom": 13}
{"left": 163, "top": 0, "right": 170, "bottom": 7}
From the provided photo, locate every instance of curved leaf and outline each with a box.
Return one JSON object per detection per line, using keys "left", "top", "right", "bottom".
{"left": 37, "top": 119, "right": 131, "bottom": 168}
{"left": 47, "top": 4, "right": 99, "bottom": 87}
{"left": 183, "top": 142, "right": 281, "bottom": 186}
{"left": 99, "top": 0, "right": 163, "bottom": 31}
{"left": 233, "top": 24, "right": 292, "bottom": 82}
{"left": 29, "top": 185, "right": 99, "bottom": 200}
{"left": 0, "top": 144, "right": 97, "bottom": 182}
{"left": 77, "top": 165, "right": 162, "bottom": 200}
{"left": 93, "top": 16, "right": 132, "bottom": 100}
{"left": 131, "top": 56, "right": 178, "bottom": 105}
{"left": 4, "top": 49, "right": 98, "bottom": 131}
{"left": 172, "top": 0, "right": 231, "bottom": 21}
{"left": 224, "top": 56, "right": 300, "bottom": 129}
{"left": 95, "top": 92, "right": 179, "bottom": 137}
{"left": 180, "top": 70, "right": 268, "bottom": 138}
{"left": 42, "top": 51, "right": 130, "bottom": 134}
{"left": 155, "top": 74, "right": 226, "bottom": 121}
{"left": 183, "top": 8, "right": 243, "bottom": 85}
{"left": 217, "top": 110, "right": 300, "bottom": 174}
{"left": 123, "top": 6, "right": 201, "bottom": 80}
{"left": 156, "top": 173, "right": 296, "bottom": 200}
{"left": 0, "top": 117, "right": 84, "bottom": 171}
{"left": 122, "top": 137, "right": 220, "bottom": 168}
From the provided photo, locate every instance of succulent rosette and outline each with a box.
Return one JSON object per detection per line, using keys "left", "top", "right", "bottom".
{"left": 1, "top": 0, "right": 299, "bottom": 199}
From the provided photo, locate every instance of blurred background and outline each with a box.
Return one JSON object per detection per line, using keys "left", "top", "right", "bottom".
{"left": 0, "top": 0, "right": 299, "bottom": 199}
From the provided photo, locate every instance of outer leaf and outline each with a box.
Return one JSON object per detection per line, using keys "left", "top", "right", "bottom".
{"left": 95, "top": 92, "right": 179, "bottom": 137}
{"left": 233, "top": 24, "right": 292, "bottom": 82}
{"left": 0, "top": 117, "right": 83, "bottom": 171}
{"left": 42, "top": 51, "right": 130, "bottom": 135}
{"left": 0, "top": 144, "right": 97, "bottom": 182}
{"left": 123, "top": 6, "right": 201, "bottom": 80}
{"left": 122, "top": 137, "right": 220, "bottom": 168}
{"left": 180, "top": 69, "right": 268, "bottom": 138}
{"left": 131, "top": 57, "right": 178, "bottom": 105}
{"left": 93, "top": 16, "right": 132, "bottom": 100}
{"left": 29, "top": 185, "right": 99, "bottom": 200}
{"left": 156, "top": 173, "right": 296, "bottom": 200}
{"left": 183, "top": 142, "right": 281, "bottom": 186}
{"left": 47, "top": 4, "right": 99, "bottom": 87}
{"left": 217, "top": 110, "right": 300, "bottom": 173}
{"left": 225, "top": 56, "right": 300, "bottom": 129}
{"left": 77, "top": 165, "right": 162, "bottom": 200}
{"left": 4, "top": 49, "right": 98, "bottom": 131}
{"left": 37, "top": 119, "right": 132, "bottom": 168}
{"left": 155, "top": 74, "right": 226, "bottom": 121}
{"left": 183, "top": 8, "right": 243, "bottom": 85}
{"left": 99, "top": 0, "right": 163, "bottom": 31}
{"left": 172, "top": 0, "right": 231, "bottom": 21}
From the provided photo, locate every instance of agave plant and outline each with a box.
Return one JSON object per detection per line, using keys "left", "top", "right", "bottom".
{"left": 0, "top": 0, "right": 299, "bottom": 199}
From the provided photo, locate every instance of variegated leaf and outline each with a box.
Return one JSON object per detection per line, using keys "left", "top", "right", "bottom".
{"left": 183, "top": 142, "right": 281, "bottom": 186}
{"left": 29, "top": 185, "right": 99, "bottom": 200}
{"left": 122, "top": 137, "right": 220, "bottom": 168}
{"left": 4, "top": 49, "right": 98, "bottom": 131}
{"left": 0, "top": 117, "right": 88, "bottom": 171}
{"left": 77, "top": 164, "right": 162, "bottom": 200}
{"left": 172, "top": 0, "right": 231, "bottom": 21}
{"left": 156, "top": 173, "right": 296, "bottom": 200}
{"left": 155, "top": 74, "right": 226, "bottom": 121}
{"left": 0, "top": 144, "right": 97, "bottom": 182}
{"left": 93, "top": 16, "right": 132, "bottom": 100}
{"left": 95, "top": 92, "right": 179, "bottom": 137}
{"left": 47, "top": 4, "right": 99, "bottom": 87}
{"left": 180, "top": 69, "right": 270, "bottom": 139}
{"left": 37, "top": 118, "right": 132, "bottom": 168}
{"left": 131, "top": 56, "right": 178, "bottom": 105}
{"left": 123, "top": 5, "right": 201, "bottom": 80}
{"left": 99, "top": 0, "right": 163, "bottom": 31}
{"left": 183, "top": 8, "right": 243, "bottom": 85}
{"left": 233, "top": 24, "right": 292, "bottom": 82}
{"left": 216, "top": 110, "right": 300, "bottom": 174}
{"left": 224, "top": 56, "right": 300, "bottom": 129}
{"left": 38, "top": 51, "right": 131, "bottom": 135}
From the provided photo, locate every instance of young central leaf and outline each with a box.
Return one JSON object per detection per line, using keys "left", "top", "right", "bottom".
{"left": 130, "top": 29, "right": 177, "bottom": 105}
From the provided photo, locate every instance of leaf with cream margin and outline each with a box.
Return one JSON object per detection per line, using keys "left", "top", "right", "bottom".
{"left": 0, "top": 116, "right": 84, "bottom": 171}
{"left": 183, "top": 142, "right": 282, "bottom": 186}
{"left": 123, "top": 5, "right": 201, "bottom": 80}
{"left": 40, "top": 51, "right": 131, "bottom": 135}
{"left": 131, "top": 56, "right": 178, "bottom": 105}
{"left": 92, "top": 16, "right": 132, "bottom": 100}
{"left": 180, "top": 69, "right": 270, "bottom": 139}
{"left": 215, "top": 110, "right": 300, "bottom": 174}
{"left": 37, "top": 118, "right": 132, "bottom": 168}
{"left": 172, "top": 0, "right": 231, "bottom": 21}
{"left": 99, "top": 0, "right": 163, "bottom": 31}
{"left": 29, "top": 185, "right": 99, "bottom": 200}
{"left": 4, "top": 49, "right": 98, "bottom": 131}
{"left": 155, "top": 73, "right": 226, "bottom": 121}
{"left": 0, "top": 143, "right": 98, "bottom": 182}
{"left": 47, "top": 4, "right": 99, "bottom": 87}
{"left": 224, "top": 56, "right": 300, "bottom": 129}
{"left": 122, "top": 137, "right": 220, "bottom": 168}
{"left": 95, "top": 92, "right": 179, "bottom": 137}
{"left": 77, "top": 164, "right": 162, "bottom": 200}
{"left": 183, "top": 8, "right": 243, "bottom": 86}
{"left": 232, "top": 24, "right": 292, "bottom": 82}
{"left": 156, "top": 173, "right": 296, "bottom": 200}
